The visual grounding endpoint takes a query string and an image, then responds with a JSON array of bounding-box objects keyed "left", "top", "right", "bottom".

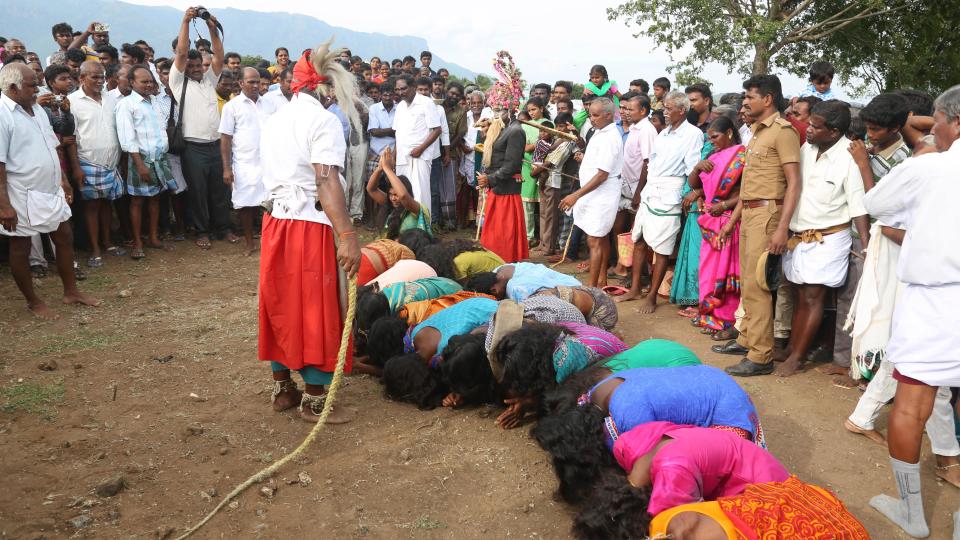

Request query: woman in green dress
[
  {"left": 670, "top": 134, "right": 714, "bottom": 316},
  {"left": 521, "top": 97, "right": 550, "bottom": 247}
]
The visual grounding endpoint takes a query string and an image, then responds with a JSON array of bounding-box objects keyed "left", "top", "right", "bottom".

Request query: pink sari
[{"left": 695, "top": 145, "right": 745, "bottom": 330}]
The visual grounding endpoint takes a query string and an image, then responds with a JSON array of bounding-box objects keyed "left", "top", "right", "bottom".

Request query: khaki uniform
[{"left": 735, "top": 112, "right": 801, "bottom": 363}]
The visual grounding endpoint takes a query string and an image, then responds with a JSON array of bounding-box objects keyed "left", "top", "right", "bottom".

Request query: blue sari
[{"left": 670, "top": 138, "right": 714, "bottom": 306}]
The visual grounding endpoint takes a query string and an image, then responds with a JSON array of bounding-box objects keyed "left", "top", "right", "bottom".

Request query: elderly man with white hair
[
  {"left": 617, "top": 90, "right": 702, "bottom": 313},
  {"left": 0, "top": 63, "right": 100, "bottom": 319},
  {"left": 865, "top": 84, "right": 960, "bottom": 539},
  {"left": 559, "top": 97, "right": 624, "bottom": 289}
]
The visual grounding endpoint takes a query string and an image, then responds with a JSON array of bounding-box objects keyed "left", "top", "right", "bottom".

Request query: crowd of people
[{"left": 2, "top": 9, "right": 959, "bottom": 539}]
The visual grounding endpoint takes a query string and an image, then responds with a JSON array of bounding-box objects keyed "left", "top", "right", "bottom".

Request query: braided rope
[{"left": 176, "top": 276, "right": 357, "bottom": 540}]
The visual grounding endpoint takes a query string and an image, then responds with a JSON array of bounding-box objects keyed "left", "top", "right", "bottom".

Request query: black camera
[{"left": 195, "top": 6, "right": 211, "bottom": 20}]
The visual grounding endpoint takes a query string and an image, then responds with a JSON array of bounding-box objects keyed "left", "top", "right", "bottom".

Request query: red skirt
[
  {"left": 258, "top": 214, "right": 352, "bottom": 373},
  {"left": 480, "top": 191, "right": 528, "bottom": 263}
]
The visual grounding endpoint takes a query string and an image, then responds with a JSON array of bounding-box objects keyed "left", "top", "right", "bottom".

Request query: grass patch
[
  {"left": 81, "top": 273, "right": 116, "bottom": 290},
  {"left": 0, "top": 381, "right": 64, "bottom": 419},
  {"left": 33, "top": 333, "right": 122, "bottom": 356},
  {"left": 412, "top": 516, "right": 446, "bottom": 530}
]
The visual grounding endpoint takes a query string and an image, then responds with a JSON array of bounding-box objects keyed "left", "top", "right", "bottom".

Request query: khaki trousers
[{"left": 736, "top": 203, "right": 782, "bottom": 364}]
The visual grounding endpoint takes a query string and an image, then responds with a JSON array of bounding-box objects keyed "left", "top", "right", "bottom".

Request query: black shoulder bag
[{"left": 167, "top": 77, "right": 188, "bottom": 156}]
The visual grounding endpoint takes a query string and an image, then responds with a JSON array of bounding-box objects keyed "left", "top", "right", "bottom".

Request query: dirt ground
[{"left": 1, "top": 234, "right": 958, "bottom": 540}]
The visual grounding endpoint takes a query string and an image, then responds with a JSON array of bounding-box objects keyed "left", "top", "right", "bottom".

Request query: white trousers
[{"left": 848, "top": 359, "right": 960, "bottom": 456}]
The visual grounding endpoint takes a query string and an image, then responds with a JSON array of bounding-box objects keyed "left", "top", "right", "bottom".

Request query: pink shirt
[
  {"left": 613, "top": 423, "right": 789, "bottom": 515},
  {"left": 368, "top": 260, "right": 437, "bottom": 289},
  {"left": 621, "top": 117, "right": 657, "bottom": 196}
]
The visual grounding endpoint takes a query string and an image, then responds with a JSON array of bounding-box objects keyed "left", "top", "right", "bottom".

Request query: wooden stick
[
  {"left": 519, "top": 119, "right": 578, "bottom": 141},
  {"left": 551, "top": 225, "right": 573, "bottom": 268},
  {"left": 474, "top": 187, "right": 487, "bottom": 241},
  {"left": 523, "top": 159, "right": 579, "bottom": 182}
]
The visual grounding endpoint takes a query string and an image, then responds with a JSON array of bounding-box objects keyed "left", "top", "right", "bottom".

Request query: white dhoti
[
  {"left": 782, "top": 229, "right": 851, "bottom": 287},
  {"left": 630, "top": 176, "right": 684, "bottom": 256},
  {"left": 572, "top": 175, "right": 621, "bottom": 237},
  {"left": 886, "top": 283, "right": 960, "bottom": 387},
  {"left": 0, "top": 187, "right": 72, "bottom": 237},
  {"left": 396, "top": 156, "right": 432, "bottom": 214},
  {"left": 230, "top": 159, "right": 266, "bottom": 209}
]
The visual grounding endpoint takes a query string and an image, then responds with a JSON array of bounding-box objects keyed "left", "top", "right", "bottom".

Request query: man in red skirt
[{"left": 258, "top": 41, "right": 361, "bottom": 423}]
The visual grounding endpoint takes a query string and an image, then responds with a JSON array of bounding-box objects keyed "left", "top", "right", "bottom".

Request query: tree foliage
[
  {"left": 607, "top": 0, "right": 902, "bottom": 77},
  {"left": 240, "top": 55, "right": 265, "bottom": 67},
  {"left": 790, "top": 0, "right": 960, "bottom": 94}
]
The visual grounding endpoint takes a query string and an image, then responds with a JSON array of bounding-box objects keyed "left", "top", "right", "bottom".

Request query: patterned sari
[{"left": 695, "top": 144, "right": 745, "bottom": 330}]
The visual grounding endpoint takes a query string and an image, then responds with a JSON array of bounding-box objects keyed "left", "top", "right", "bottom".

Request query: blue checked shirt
[{"left": 115, "top": 91, "right": 168, "bottom": 161}]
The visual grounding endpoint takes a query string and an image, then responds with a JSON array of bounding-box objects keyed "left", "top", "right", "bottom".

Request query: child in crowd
[
  {"left": 799, "top": 60, "right": 836, "bottom": 100},
  {"left": 584, "top": 64, "right": 621, "bottom": 106},
  {"left": 650, "top": 77, "right": 670, "bottom": 111}
]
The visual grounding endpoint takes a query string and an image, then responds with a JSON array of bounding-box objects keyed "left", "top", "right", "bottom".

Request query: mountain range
[{"left": 5, "top": 0, "right": 479, "bottom": 78}]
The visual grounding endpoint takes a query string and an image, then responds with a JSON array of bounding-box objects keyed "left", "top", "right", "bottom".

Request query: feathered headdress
[
  {"left": 291, "top": 38, "right": 363, "bottom": 144},
  {"left": 485, "top": 51, "right": 525, "bottom": 112}
]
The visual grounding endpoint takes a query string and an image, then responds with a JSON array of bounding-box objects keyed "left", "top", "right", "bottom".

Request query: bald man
[
  {"left": 218, "top": 66, "right": 268, "bottom": 255},
  {"left": 69, "top": 61, "right": 124, "bottom": 267},
  {"left": 0, "top": 63, "right": 100, "bottom": 319}
]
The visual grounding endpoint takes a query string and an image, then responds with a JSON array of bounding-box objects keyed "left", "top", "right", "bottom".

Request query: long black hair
[
  {"left": 384, "top": 173, "right": 416, "bottom": 240},
  {"left": 440, "top": 334, "right": 497, "bottom": 405},
  {"left": 572, "top": 471, "right": 653, "bottom": 540},
  {"left": 708, "top": 114, "right": 741, "bottom": 145},
  {"left": 463, "top": 271, "right": 497, "bottom": 296},
  {"left": 497, "top": 323, "right": 568, "bottom": 400},
  {"left": 366, "top": 317, "right": 408, "bottom": 368},
  {"left": 530, "top": 404, "right": 613, "bottom": 504},
  {"left": 524, "top": 96, "right": 552, "bottom": 121},
  {"left": 382, "top": 353, "right": 447, "bottom": 410},
  {"left": 355, "top": 286, "right": 392, "bottom": 355},
  {"left": 543, "top": 364, "right": 612, "bottom": 416},
  {"left": 417, "top": 239, "right": 487, "bottom": 280},
  {"left": 397, "top": 228, "right": 436, "bottom": 257}
]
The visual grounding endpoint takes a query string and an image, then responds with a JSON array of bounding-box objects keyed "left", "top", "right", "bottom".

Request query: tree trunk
[{"left": 751, "top": 42, "right": 771, "bottom": 76}]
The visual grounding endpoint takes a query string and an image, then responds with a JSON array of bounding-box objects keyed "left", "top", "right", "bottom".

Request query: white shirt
[
  {"left": 864, "top": 139, "right": 960, "bottom": 286},
  {"left": 622, "top": 116, "right": 657, "bottom": 193},
  {"left": 69, "top": 88, "right": 121, "bottom": 168},
  {"left": 428, "top": 102, "right": 450, "bottom": 161},
  {"left": 393, "top": 93, "right": 441, "bottom": 166},
  {"left": 169, "top": 63, "right": 221, "bottom": 142},
  {"left": 260, "top": 93, "right": 347, "bottom": 226},
  {"left": 0, "top": 94, "right": 64, "bottom": 234},
  {"left": 259, "top": 89, "right": 288, "bottom": 116},
  {"left": 739, "top": 124, "right": 753, "bottom": 147},
  {"left": 579, "top": 122, "right": 624, "bottom": 185},
  {"left": 106, "top": 88, "right": 126, "bottom": 101},
  {"left": 367, "top": 101, "right": 396, "bottom": 156},
  {"left": 218, "top": 94, "right": 269, "bottom": 166},
  {"left": 647, "top": 120, "right": 703, "bottom": 179},
  {"left": 791, "top": 138, "right": 867, "bottom": 231}
]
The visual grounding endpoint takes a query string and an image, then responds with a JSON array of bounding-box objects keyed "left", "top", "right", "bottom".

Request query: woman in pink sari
[{"left": 689, "top": 116, "right": 745, "bottom": 333}]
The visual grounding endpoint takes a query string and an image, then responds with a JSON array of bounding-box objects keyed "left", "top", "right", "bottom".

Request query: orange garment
[
  {"left": 397, "top": 291, "right": 496, "bottom": 326},
  {"left": 649, "top": 477, "right": 868, "bottom": 540},
  {"left": 358, "top": 239, "right": 416, "bottom": 285}
]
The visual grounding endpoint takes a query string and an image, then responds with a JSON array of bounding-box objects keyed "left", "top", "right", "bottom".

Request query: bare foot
[
  {"left": 63, "top": 292, "right": 102, "bottom": 307},
  {"left": 321, "top": 403, "right": 354, "bottom": 424},
  {"left": 273, "top": 387, "right": 302, "bottom": 412},
  {"left": 816, "top": 364, "right": 848, "bottom": 376},
  {"left": 29, "top": 302, "right": 60, "bottom": 320},
  {"left": 772, "top": 347, "right": 790, "bottom": 362},
  {"left": 843, "top": 419, "right": 886, "bottom": 445},
  {"left": 935, "top": 459, "right": 960, "bottom": 488},
  {"left": 614, "top": 289, "right": 642, "bottom": 303},
  {"left": 635, "top": 296, "right": 657, "bottom": 314},
  {"left": 774, "top": 357, "right": 803, "bottom": 377}
]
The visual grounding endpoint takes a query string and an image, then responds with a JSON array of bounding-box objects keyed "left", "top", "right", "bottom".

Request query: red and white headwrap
[{"left": 291, "top": 50, "right": 329, "bottom": 95}]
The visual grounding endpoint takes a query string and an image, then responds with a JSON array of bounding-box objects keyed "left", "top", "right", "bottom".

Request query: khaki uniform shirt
[{"left": 741, "top": 112, "right": 801, "bottom": 201}]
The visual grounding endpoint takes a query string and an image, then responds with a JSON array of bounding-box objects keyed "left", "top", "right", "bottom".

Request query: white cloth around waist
[
  {"left": 640, "top": 175, "right": 685, "bottom": 211},
  {"left": 887, "top": 283, "right": 960, "bottom": 387},
  {"left": 267, "top": 175, "right": 346, "bottom": 226}
]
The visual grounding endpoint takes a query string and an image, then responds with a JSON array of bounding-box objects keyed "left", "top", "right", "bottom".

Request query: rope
[{"left": 175, "top": 276, "right": 358, "bottom": 540}]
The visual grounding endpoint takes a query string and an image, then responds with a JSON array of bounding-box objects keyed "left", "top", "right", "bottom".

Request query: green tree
[
  {"left": 571, "top": 83, "right": 585, "bottom": 100},
  {"left": 240, "top": 55, "right": 265, "bottom": 67},
  {"left": 672, "top": 67, "right": 711, "bottom": 89},
  {"left": 607, "top": 0, "right": 903, "bottom": 77},
  {"left": 791, "top": 0, "right": 960, "bottom": 94}
]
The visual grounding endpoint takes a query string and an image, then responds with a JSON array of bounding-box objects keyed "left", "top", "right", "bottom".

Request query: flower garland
[{"left": 486, "top": 50, "right": 526, "bottom": 111}]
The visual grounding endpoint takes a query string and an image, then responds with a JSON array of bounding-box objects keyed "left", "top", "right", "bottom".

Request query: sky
[{"left": 125, "top": 0, "right": 834, "bottom": 98}]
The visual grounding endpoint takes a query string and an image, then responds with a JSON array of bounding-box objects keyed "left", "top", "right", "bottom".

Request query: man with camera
[{"left": 171, "top": 6, "right": 236, "bottom": 250}]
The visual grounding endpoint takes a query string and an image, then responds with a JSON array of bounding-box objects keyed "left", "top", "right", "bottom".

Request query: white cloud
[{"left": 125, "top": 0, "right": 846, "bottom": 98}]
